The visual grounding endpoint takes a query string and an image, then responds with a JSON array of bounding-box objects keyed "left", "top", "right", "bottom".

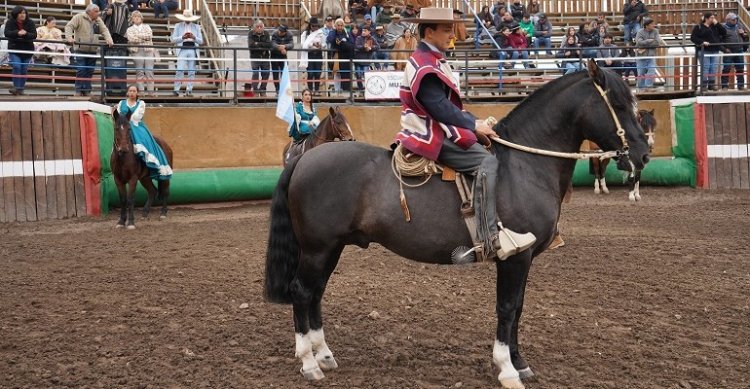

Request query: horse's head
[
  {"left": 112, "top": 109, "right": 134, "bottom": 156},
  {"left": 637, "top": 109, "right": 656, "bottom": 151},
  {"left": 581, "top": 60, "right": 650, "bottom": 172},
  {"left": 327, "top": 106, "right": 356, "bottom": 141}
]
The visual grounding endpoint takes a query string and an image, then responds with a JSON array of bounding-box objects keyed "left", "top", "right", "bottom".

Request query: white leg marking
[
  {"left": 296, "top": 333, "right": 325, "bottom": 380},
  {"left": 628, "top": 190, "right": 636, "bottom": 201},
  {"left": 601, "top": 177, "right": 609, "bottom": 194},
  {"left": 493, "top": 340, "right": 524, "bottom": 389},
  {"left": 310, "top": 328, "right": 338, "bottom": 370},
  {"left": 594, "top": 179, "right": 601, "bottom": 194},
  {"left": 635, "top": 181, "right": 641, "bottom": 201}
]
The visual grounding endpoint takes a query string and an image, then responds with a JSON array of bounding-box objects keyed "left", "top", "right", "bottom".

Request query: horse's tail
[{"left": 264, "top": 155, "right": 302, "bottom": 304}]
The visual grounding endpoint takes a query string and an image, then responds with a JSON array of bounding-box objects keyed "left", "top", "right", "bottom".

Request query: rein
[{"left": 489, "top": 81, "right": 631, "bottom": 162}]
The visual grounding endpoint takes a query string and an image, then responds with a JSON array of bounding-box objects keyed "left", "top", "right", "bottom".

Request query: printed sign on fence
[{"left": 364, "top": 71, "right": 403, "bottom": 100}]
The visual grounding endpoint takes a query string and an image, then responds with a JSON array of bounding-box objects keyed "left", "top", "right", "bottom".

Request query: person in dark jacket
[
  {"left": 577, "top": 23, "right": 598, "bottom": 58},
  {"left": 4, "top": 6, "right": 37, "bottom": 95},
  {"left": 622, "top": 0, "right": 648, "bottom": 44},
  {"left": 691, "top": 12, "right": 727, "bottom": 90},
  {"left": 270, "top": 25, "right": 294, "bottom": 95},
  {"left": 510, "top": 0, "right": 526, "bottom": 21},
  {"left": 327, "top": 18, "right": 355, "bottom": 91},
  {"left": 354, "top": 27, "right": 379, "bottom": 90},
  {"left": 103, "top": 0, "right": 130, "bottom": 44},
  {"left": 532, "top": 13, "right": 552, "bottom": 55},
  {"left": 248, "top": 20, "right": 271, "bottom": 96},
  {"left": 720, "top": 12, "right": 748, "bottom": 90}
]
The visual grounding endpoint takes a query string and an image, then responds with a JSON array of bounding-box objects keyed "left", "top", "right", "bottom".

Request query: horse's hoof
[
  {"left": 498, "top": 376, "right": 525, "bottom": 389},
  {"left": 115, "top": 224, "right": 125, "bottom": 229},
  {"left": 316, "top": 355, "right": 338, "bottom": 371},
  {"left": 126, "top": 225, "right": 136, "bottom": 230},
  {"left": 628, "top": 193, "right": 636, "bottom": 202},
  {"left": 159, "top": 215, "right": 167, "bottom": 220},
  {"left": 602, "top": 188, "right": 610, "bottom": 194},
  {"left": 594, "top": 188, "right": 601, "bottom": 194},
  {"left": 635, "top": 195, "right": 642, "bottom": 201},
  {"left": 517, "top": 367, "right": 535, "bottom": 380},
  {"left": 300, "top": 366, "right": 325, "bottom": 381}
]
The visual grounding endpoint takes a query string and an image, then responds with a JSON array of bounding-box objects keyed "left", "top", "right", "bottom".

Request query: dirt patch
[{"left": 1, "top": 188, "right": 749, "bottom": 388}]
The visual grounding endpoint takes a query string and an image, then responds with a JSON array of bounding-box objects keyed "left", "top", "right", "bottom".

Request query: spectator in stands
[
  {"left": 4, "top": 6, "right": 36, "bottom": 95},
  {"left": 0, "top": 18, "right": 8, "bottom": 66},
  {"left": 593, "top": 24, "right": 608, "bottom": 46},
  {"left": 475, "top": 5, "right": 492, "bottom": 48},
  {"left": 527, "top": 0, "right": 541, "bottom": 24},
  {"left": 449, "top": 9, "right": 467, "bottom": 56},
  {"left": 392, "top": 28, "right": 417, "bottom": 70},
  {"left": 302, "top": 18, "right": 325, "bottom": 94},
  {"left": 327, "top": 18, "right": 355, "bottom": 91},
  {"left": 270, "top": 25, "right": 294, "bottom": 95},
  {"left": 635, "top": 17, "right": 662, "bottom": 90},
  {"left": 597, "top": 33, "right": 621, "bottom": 72},
  {"left": 596, "top": 13, "right": 610, "bottom": 31},
  {"left": 65, "top": 4, "right": 114, "bottom": 96},
  {"left": 377, "top": 4, "right": 394, "bottom": 25},
  {"left": 493, "top": 26, "right": 513, "bottom": 87},
  {"left": 508, "top": 25, "right": 531, "bottom": 68},
  {"left": 104, "top": 0, "right": 130, "bottom": 44},
  {"left": 618, "top": 44, "right": 638, "bottom": 79},
  {"left": 478, "top": 19, "right": 499, "bottom": 46},
  {"left": 349, "top": 0, "right": 368, "bottom": 18},
  {"left": 577, "top": 23, "right": 598, "bottom": 58},
  {"left": 248, "top": 20, "right": 271, "bottom": 96},
  {"left": 354, "top": 27, "right": 378, "bottom": 90},
  {"left": 126, "top": 11, "right": 156, "bottom": 95},
  {"left": 623, "top": 0, "right": 648, "bottom": 45},
  {"left": 289, "top": 89, "right": 321, "bottom": 142},
  {"left": 401, "top": 4, "right": 417, "bottom": 19},
  {"left": 343, "top": 13, "right": 355, "bottom": 34},
  {"left": 360, "top": 14, "right": 376, "bottom": 34},
  {"left": 519, "top": 13, "right": 534, "bottom": 45},
  {"left": 385, "top": 14, "right": 408, "bottom": 48},
  {"left": 496, "top": 11, "right": 515, "bottom": 31},
  {"left": 533, "top": 13, "right": 552, "bottom": 55},
  {"left": 153, "top": 0, "right": 178, "bottom": 19},
  {"left": 35, "top": 16, "right": 71, "bottom": 66},
  {"left": 564, "top": 26, "right": 578, "bottom": 45},
  {"left": 373, "top": 25, "right": 389, "bottom": 69},
  {"left": 320, "top": 16, "right": 335, "bottom": 90},
  {"left": 721, "top": 13, "right": 748, "bottom": 90},
  {"left": 691, "top": 12, "right": 726, "bottom": 90},
  {"left": 171, "top": 9, "right": 203, "bottom": 97},
  {"left": 557, "top": 35, "right": 582, "bottom": 74},
  {"left": 368, "top": 0, "right": 385, "bottom": 21},
  {"left": 510, "top": 0, "right": 526, "bottom": 22}
]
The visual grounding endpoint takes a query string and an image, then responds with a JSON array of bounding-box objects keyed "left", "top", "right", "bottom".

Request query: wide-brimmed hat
[
  {"left": 308, "top": 17, "right": 320, "bottom": 26},
  {"left": 403, "top": 7, "right": 463, "bottom": 24},
  {"left": 391, "top": 13, "right": 402, "bottom": 19},
  {"left": 176, "top": 9, "right": 200, "bottom": 22},
  {"left": 112, "top": 0, "right": 127, "bottom": 4}
]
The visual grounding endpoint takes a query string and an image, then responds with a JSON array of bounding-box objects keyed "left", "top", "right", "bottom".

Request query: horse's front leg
[
  {"left": 628, "top": 171, "right": 642, "bottom": 201},
  {"left": 139, "top": 176, "right": 157, "bottom": 218},
  {"left": 493, "top": 253, "right": 533, "bottom": 389},
  {"left": 115, "top": 176, "right": 127, "bottom": 228},
  {"left": 126, "top": 177, "right": 139, "bottom": 230},
  {"left": 509, "top": 254, "right": 534, "bottom": 380}
]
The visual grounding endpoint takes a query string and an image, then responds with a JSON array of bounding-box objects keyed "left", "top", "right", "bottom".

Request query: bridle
[
  {"left": 113, "top": 121, "right": 133, "bottom": 154},
  {"left": 310, "top": 110, "right": 355, "bottom": 143},
  {"left": 489, "top": 81, "right": 633, "bottom": 165}
]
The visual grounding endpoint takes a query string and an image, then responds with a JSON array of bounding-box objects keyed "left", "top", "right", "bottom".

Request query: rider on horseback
[{"left": 395, "top": 8, "right": 536, "bottom": 260}]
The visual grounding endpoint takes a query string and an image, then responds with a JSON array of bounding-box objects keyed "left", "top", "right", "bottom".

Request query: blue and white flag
[{"left": 275, "top": 62, "right": 296, "bottom": 126}]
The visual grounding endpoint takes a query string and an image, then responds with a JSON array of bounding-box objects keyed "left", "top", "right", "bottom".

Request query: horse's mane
[{"left": 500, "top": 67, "right": 635, "bottom": 127}]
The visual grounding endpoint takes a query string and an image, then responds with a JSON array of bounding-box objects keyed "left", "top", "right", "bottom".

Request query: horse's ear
[
  {"left": 112, "top": 108, "right": 119, "bottom": 123},
  {"left": 329, "top": 106, "right": 336, "bottom": 117},
  {"left": 648, "top": 109, "right": 655, "bottom": 115},
  {"left": 125, "top": 110, "right": 133, "bottom": 122},
  {"left": 587, "top": 59, "right": 605, "bottom": 87}
]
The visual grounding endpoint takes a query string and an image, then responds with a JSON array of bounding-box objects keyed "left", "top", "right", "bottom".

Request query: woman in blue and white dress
[
  {"left": 116, "top": 85, "right": 173, "bottom": 180},
  {"left": 288, "top": 89, "right": 321, "bottom": 142}
]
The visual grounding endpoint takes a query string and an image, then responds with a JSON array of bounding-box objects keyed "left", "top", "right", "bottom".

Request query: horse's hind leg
[
  {"left": 309, "top": 246, "right": 344, "bottom": 371},
  {"left": 291, "top": 246, "right": 342, "bottom": 381},
  {"left": 139, "top": 176, "right": 157, "bottom": 218},
  {"left": 126, "top": 178, "right": 138, "bottom": 230},
  {"left": 158, "top": 180, "right": 170, "bottom": 219}
]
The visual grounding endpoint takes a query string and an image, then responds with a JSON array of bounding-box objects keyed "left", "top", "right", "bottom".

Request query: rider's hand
[{"left": 475, "top": 121, "right": 494, "bottom": 136}]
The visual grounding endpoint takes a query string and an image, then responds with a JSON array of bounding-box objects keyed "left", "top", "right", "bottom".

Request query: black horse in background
[
  {"left": 111, "top": 110, "right": 173, "bottom": 229},
  {"left": 265, "top": 61, "right": 651, "bottom": 388}
]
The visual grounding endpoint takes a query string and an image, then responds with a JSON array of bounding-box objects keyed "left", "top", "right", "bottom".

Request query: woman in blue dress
[
  {"left": 116, "top": 85, "right": 173, "bottom": 180},
  {"left": 289, "top": 89, "right": 321, "bottom": 142}
]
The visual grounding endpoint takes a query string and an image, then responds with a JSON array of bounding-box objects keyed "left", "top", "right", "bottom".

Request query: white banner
[{"left": 364, "top": 71, "right": 404, "bottom": 100}]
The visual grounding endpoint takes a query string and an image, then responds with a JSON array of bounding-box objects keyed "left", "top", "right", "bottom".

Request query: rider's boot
[{"left": 493, "top": 222, "right": 537, "bottom": 260}]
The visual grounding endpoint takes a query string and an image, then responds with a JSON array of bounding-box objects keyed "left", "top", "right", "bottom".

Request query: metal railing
[{"left": 2, "top": 38, "right": 749, "bottom": 102}]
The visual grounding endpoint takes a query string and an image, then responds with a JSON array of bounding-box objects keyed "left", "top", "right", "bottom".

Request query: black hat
[
  {"left": 308, "top": 17, "right": 319, "bottom": 26},
  {"left": 278, "top": 24, "right": 288, "bottom": 32}
]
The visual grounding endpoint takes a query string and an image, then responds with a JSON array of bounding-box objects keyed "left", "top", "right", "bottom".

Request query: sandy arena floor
[{"left": 1, "top": 187, "right": 749, "bottom": 388}]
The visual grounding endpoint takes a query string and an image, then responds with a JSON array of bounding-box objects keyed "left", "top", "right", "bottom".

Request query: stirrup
[{"left": 494, "top": 223, "right": 537, "bottom": 261}]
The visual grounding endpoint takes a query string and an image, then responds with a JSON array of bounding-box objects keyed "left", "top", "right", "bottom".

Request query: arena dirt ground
[{"left": 1, "top": 187, "right": 749, "bottom": 389}]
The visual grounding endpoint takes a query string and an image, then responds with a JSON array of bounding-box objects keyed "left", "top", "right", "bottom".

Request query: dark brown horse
[
  {"left": 111, "top": 110, "right": 174, "bottom": 229},
  {"left": 282, "top": 106, "right": 355, "bottom": 167},
  {"left": 589, "top": 109, "right": 656, "bottom": 199}
]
